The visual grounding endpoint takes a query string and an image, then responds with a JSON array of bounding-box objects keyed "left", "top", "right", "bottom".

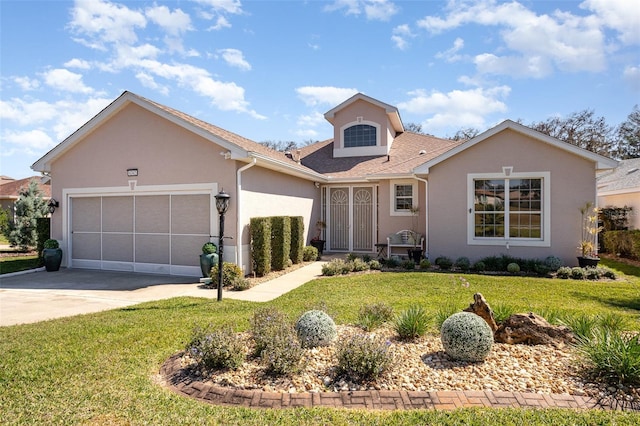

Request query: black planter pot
[
  {"left": 407, "top": 249, "right": 423, "bottom": 263},
  {"left": 577, "top": 256, "right": 600, "bottom": 268},
  {"left": 200, "top": 253, "right": 219, "bottom": 278},
  {"left": 310, "top": 239, "right": 325, "bottom": 256},
  {"left": 43, "top": 248, "right": 63, "bottom": 272}
]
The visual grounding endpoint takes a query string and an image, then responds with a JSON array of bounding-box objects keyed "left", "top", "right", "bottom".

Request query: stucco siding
[
  {"left": 427, "top": 129, "right": 597, "bottom": 266},
  {"left": 332, "top": 99, "right": 392, "bottom": 148}
]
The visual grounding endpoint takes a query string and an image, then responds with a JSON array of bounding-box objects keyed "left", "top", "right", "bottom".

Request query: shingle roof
[
  {"left": 0, "top": 176, "right": 51, "bottom": 199},
  {"left": 299, "top": 132, "right": 463, "bottom": 179},
  {"left": 598, "top": 158, "right": 640, "bottom": 193}
]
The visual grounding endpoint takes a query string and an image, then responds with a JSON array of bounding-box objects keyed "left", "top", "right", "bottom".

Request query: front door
[{"left": 327, "top": 186, "right": 375, "bottom": 252}]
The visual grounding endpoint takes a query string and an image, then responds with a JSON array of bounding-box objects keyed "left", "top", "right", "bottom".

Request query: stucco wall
[
  {"left": 598, "top": 192, "right": 640, "bottom": 230},
  {"left": 332, "top": 99, "right": 392, "bottom": 148},
  {"left": 427, "top": 129, "right": 597, "bottom": 266}
]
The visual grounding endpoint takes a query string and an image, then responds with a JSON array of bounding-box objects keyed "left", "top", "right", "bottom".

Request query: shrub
[
  {"left": 261, "top": 322, "right": 304, "bottom": 376},
  {"left": 435, "top": 256, "right": 453, "bottom": 270},
  {"left": 43, "top": 239, "right": 59, "bottom": 249},
  {"left": 536, "top": 307, "right": 564, "bottom": 325},
  {"left": 350, "top": 258, "right": 369, "bottom": 272},
  {"left": 210, "top": 262, "right": 243, "bottom": 288},
  {"left": 250, "top": 307, "right": 290, "bottom": 357},
  {"left": 385, "top": 257, "right": 400, "bottom": 268},
  {"left": 270, "top": 216, "right": 291, "bottom": 271},
  {"left": 440, "top": 312, "right": 493, "bottom": 362},
  {"left": 561, "top": 313, "right": 599, "bottom": 341},
  {"left": 186, "top": 326, "right": 245, "bottom": 370},
  {"left": 202, "top": 242, "right": 217, "bottom": 254},
  {"left": 289, "top": 216, "right": 304, "bottom": 265},
  {"left": 401, "top": 259, "right": 416, "bottom": 270},
  {"left": 231, "top": 277, "right": 251, "bottom": 291},
  {"left": 250, "top": 217, "right": 271, "bottom": 277},
  {"left": 394, "top": 305, "right": 430, "bottom": 340},
  {"left": 454, "top": 257, "right": 471, "bottom": 271},
  {"left": 556, "top": 266, "right": 572, "bottom": 279},
  {"left": 472, "top": 261, "right": 486, "bottom": 272},
  {"left": 543, "top": 255, "right": 562, "bottom": 271},
  {"left": 419, "top": 258, "right": 431, "bottom": 270},
  {"left": 356, "top": 302, "right": 394, "bottom": 331},
  {"left": 346, "top": 252, "right": 359, "bottom": 262},
  {"left": 294, "top": 310, "right": 337, "bottom": 348},
  {"left": 336, "top": 334, "right": 393, "bottom": 382},
  {"left": 576, "top": 328, "right": 640, "bottom": 386},
  {"left": 303, "top": 245, "right": 319, "bottom": 261},
  {"left": 321, "top": 259, "right": 345, "bottom": 276},
  {"left": 506, "top": 262, "right": 520, "bottom": 273},
  {"left": 571, "top": 267, "right": 586, "bottom": 280},
  {"left": 368, "top": 259, "right": 382, "bottom": 270}
]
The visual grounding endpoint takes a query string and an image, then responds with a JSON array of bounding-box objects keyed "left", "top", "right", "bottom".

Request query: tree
[
  {"left": 405, "top": 122, "right": 425, "bottom": 134},
  {"left": 529, "top": 109, "right": 614, "bottom": 156},
  {"left": 450, "top": 127, "right": 480, "bottom": 141},
  {"left": 615, "top": 105, "right": 640, "bottom": 159},
  {"left": 259, "top": 140, "right": 299, "bottom": 152},
  {"left": 4, "top": 179, "right": 48, "bottom": 250}
]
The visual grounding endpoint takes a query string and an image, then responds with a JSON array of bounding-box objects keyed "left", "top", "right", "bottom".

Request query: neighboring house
[
  {"left": 598, "top": 158, "right": 640, "bottom": 230},
  {"left": 0, "top": 176, "right": 51, "bottom": 218},
  {"left": 32, "top": 91, "right": 618, "bottom": 276}
]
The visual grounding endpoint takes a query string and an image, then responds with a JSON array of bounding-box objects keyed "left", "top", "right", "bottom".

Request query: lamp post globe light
[{"left": 214, "top": 190, "right": 230, "bottom": 301}]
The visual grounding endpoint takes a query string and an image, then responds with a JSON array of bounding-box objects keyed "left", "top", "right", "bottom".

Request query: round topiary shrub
[
  {"left": 294, "top": 310, "right": 337, "bottom": 348},
  {"left": 507, "top": 262, "right": 520, "bottom": 273},
  {"left": 473, "top": 261, "right": 486, "bottom": 272},
  {"left": 543, "top": 255, "right": 562, "bottom": 271},
  {"left": 454, "top": 256, "right": 471, "bottom": 271},
  {"left": 440, "top": 312, "right": 493, "bottom": 362},
  {"left": 435, "top": 256, "right": 453, "bottom": 270}
]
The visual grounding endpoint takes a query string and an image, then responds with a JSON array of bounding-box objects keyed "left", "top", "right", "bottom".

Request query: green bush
[
  {"left": 350, "top": 258, "right": 369, "bottom": 272},
  {"left": 556, "top": 266, "right": 572, "bottom": 279},
  {"left": 260, "top": 321, "right": 304, "bottom": 376},
  {"left": 507, "top": 262, "right": 520, "bottom": 273},
  {"left": 321, "top": 259, "right": 345, "bottom": 276},
  {"left": 602, "top": 230, "right": 640, "bottom": 260},
  {"left": 384, "top": 257, "right": 400, "bottom": 268},
  {"left": 435, "top": 256, "right": 452, "bottom": 270},
  {"left": 561, "top": 313, "right": 600, "bottom": 341},
  {"left": 270, "top": 216, "right": 291, "bottom": 271},
  {"left": 186, "top": 326, "right": 245, "bottom": 370},
  {"left": 43, "top": 238, "right": 59, "bottom": 249},
  {"left": 303, "top": 245, "right": 318, "bottom": 261},
  {"left": 231, "top": 277, "right": 251, "bottom": 291},
  {"left": 454, "top": 257, "right": 471, "bottom": 271},
  {"left": 394, "top": 304, "right": 430, "bottom": 340},
  {"left": 201, "top": 242, "right": 217, "bottom": 254},
  {"left": 294, "top": 310, "right": 337, "bottom": 348},
  {"left": 36, "top": 217, "right": 50, "bottom": 262},
  {"left": 571, "top": 267, "right": 586, "bottom": 280},
  {"left": 368, "top": 259, "right": 382, "bottom": 270},
  {"left": 401, "top": 259, "right": 416, "bottom": 270},
  {"left": 289, "top": 216, "right": 304, "bottom": 265},
  {"left": 356, "top": 302, "right": 394, "bottom": 331},
  {"left": 576, "top": 328, "right": 640, "bottom": 386},
  {"left": 250, "top": 217, "right": 271, "bottom": 277},
  {"left": 419, "top": 258, "right": 431, "bottom": 269},
  {"left": 250, "top": 307, "right": 290, "bottom": 357},
  {"left": 543, "top": 255, "right": 562, "bottom": 271},
  {"left": 346, "top": 252, "right": 359, "bottom": 262},
  {"left": 435, "top": 303, "right": 460, "bottom": 329},
  {"left": 472, "top": 261, "right": 486, "bottom": 272},
  {"left": 336, "top": 334, "right": 393, "bottom": 382},
  {"left": 440, "top": 312, "right": 493, "bottom": 362},
  {"left": 210, "top": 262, "right": 243, "bottom": 288}
]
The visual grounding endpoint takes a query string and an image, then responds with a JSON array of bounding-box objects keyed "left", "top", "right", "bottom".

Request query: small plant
[
  {"left": 454, "top": 257, "right": 471, "bottom": 271},
  {"left": 394, "top": 304, "right": 430, "bottom": 340},
  {"left": 561, "top": 313, "right": 599, "bottom": 341},
  {"left": 419, "top": 258, "right": 431, "bottom": 270},
  {"left": 201, "top": 242, "right": 217, "bottom": 254},
  {"left": 578, "top": 201, "right": 602, "bottom": 259},
  {"left": 435, "top": 256, "right": 452, "bottom": 270},
  {"left": 294, "top": 310, "right": 337, "bottom": 348},
  {"left": 506, "top": 262, "right": 520, "bottom": 273},
  {"left": 43, "top": 239, "right": 59, "bottom": 249},
  {"left": 346, "top": 252, "right": 359, "bottom": 262},
  {"left": 435, "top": 303, "right": 460, "bottom": 329},
  {"left": 356, "top": 302, "right": 394, "bottom": 331},
  {"left": 230, "top": 277, "right": 251, "bottom": 291},
  {"left": 336, "top": 334, "right": 393, "bottom": 382},
  {"left": 556, "top": 266, "right": 572, "bottom": 279},
  {"left": 210, "top": 262, "right": 243, "bottom": 287},
  {"left": 250, "top": 306, "right": 291, "bottom": 357},
  {"left": 186, "top": 325, "right": 245, "bottom": 370},
  {"left": 321, "top": 259, "right": 346, "bottom": 276},
  {"left": 401, "top": 259, "right": 416, "bottom": 270},
  {"left": 384, "top": 257, "right": 400, "bottom": 268},
  {"left": 440, "top": 312, "right": 493, "bottom": 362},
  {"left": 536, "top": 307, "right": 565, "bottom": 325},
  {"left": 303, "top": 245, "right": 319, "bottom": 261},
  {"left": 543, "top": 255, "right": 562, "bottom": 271},
  {"left": 570, "top": 267, "right": 586, "bottom": 280},
  {"left": 368, "top": 259, "right": 382, "bottom": 270},
  {"left": 472, "top": 261, "right": 486, "bottom": 272},
  {"left": 260, "top": 322, "right": 304, "bottom": 376},
  {"left": 492, "top": 303, "right": 516, "bottom": 323},
  {"left": 350, "top": 258, "right": 369, "bottom": 272}
]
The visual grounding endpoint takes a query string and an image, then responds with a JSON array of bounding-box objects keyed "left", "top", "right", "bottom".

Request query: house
[
  {"left": 0, "top": 176, "right": 51, "bottom": 218},
  {"left": 32, "top": 91, "right": 618, "bottom": 276},
  {"left": 597, "top": 158, "right": 640, "bottom": 230}
]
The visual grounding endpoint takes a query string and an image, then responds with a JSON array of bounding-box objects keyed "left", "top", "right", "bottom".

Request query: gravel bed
[{"left": 182, "top": 325, "right": 592, "bottom": 396}]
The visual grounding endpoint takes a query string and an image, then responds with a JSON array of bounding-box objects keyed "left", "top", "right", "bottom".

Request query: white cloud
[
  {"left": 69, "top": 0, "right": 146, "bottom": 49},
  {"left": 64, "top": 58, "right": 91, "bottom": 69},
  {"left": 2, "top": 129, "right": 54, "bottom": 154},
  {"left": 136, "top": 72, "right": 169, "bottom": 95},
  {"left": 41, "top": 68, "right": 94, "bottom": 94},
  {"left": 145, "top": 5, "right": 192, "bottom": 36},
  {"left": 325, "top": 0, "right": 398, "bottom": 21},
  {"left": 398, "top": 86, "right": 511, "bottom": 133},
  {"left": 581, "top": 0, "right": 640, "bottom": 45},
  {"left": 209, "top": 16, "right": 231, "bottom": 31},
  {"left": 297, "top": 111, "right": 325, "bottom": 127},
  {"left": 436, "top": 37, "right": 464, "bottom": 62},
  {"left": 295, "top": 129, "right": 320, "bottom": 139},
  {"left": 391, "top": 24, "right": 414, "bottom": 50},
  {"left": 623, "top": 65, "right": 640, "bottom": 91},
  {"left": 218, "top": 48, "right": 251, "bottom": 71},
  {"left": 417, "top": 0, "right": 608, "bottom": 76},
  {"left": 296, "top": 86, "right": 359, "bottom": 107},
  {"left": 194, "top": 0, "right": 244, "bottom": 15},
  {"left": 12, "top": 76, "right": 40, "bottom": 91}
]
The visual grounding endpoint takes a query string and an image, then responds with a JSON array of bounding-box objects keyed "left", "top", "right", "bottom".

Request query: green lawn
[
  {"left": 1, "top": 259, "right": 639, "bottom": 425},
  {"left": 0, "top": 255, "right": 40, "bottom": 274}
]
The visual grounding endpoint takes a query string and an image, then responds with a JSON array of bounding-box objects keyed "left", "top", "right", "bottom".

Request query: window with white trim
[
  {"left": 468, "top": 171, "right": 550, "bottom": 246},
  {"left": 344, "top": 124, "right": 377, "bottom": 147},
  {"left": 390, "top": 181, "right": 417, "bottom": 215}
]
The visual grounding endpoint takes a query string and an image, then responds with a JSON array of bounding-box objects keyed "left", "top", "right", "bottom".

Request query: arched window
[{"left": 344, "top": 124, "right": 377, "bottom": 147}]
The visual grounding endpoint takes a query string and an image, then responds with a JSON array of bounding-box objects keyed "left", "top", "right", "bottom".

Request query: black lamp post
[{"left": 214, "top": 190, "right": 231, "bottom": 301}]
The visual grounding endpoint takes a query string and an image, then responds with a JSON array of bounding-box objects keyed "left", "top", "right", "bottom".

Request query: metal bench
[{"left": 386, "top": 229, "right": 423, "bottom": 259}]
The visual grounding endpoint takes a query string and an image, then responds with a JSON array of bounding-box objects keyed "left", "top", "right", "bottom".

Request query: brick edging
[{"left": 160, "top": 353, "right": 603, "bottom": 411}]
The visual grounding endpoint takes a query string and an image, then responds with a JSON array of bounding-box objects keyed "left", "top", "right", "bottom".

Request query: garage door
[{"left": 70, "top": 193, "right": 212, "bottom": 276}]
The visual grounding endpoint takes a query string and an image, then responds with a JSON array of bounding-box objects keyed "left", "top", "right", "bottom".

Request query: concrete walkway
[{"left": 0, "top": 262, "right": 326, "bottom": 326}]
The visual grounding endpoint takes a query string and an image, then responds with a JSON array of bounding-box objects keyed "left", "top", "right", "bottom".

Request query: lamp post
[{"left": 214, "top": 190, "right": 230, "bottom": 301}]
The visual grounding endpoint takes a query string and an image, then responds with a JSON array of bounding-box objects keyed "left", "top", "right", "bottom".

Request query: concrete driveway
[{"left": 0, "top": 268, "right": 218, "bottom": 326}]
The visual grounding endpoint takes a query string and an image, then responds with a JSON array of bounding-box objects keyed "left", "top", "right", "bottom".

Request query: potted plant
[
  {"left": 577, "top": 202, "right": 601, "bottom": 268},
  {"left": 199, "top": 242, "right": 218, "bottom": 278},
  {"left": 42, "top": 239, "right": 62, "bottom": 272},
  {"left": 407, "top": 206, "right": 423, "bottom": 263},
  {"left": 310, "top": 220, "right": 326, "bottom": 255}
]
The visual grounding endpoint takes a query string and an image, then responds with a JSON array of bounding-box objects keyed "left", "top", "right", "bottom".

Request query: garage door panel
[
  {"left": 103, "top": 234, "right": 133, "bottom": 262},
  {"left": 136, "top": 195, "right": 170, "bottom": 233},
  {"left": 172, "top": 235, "right": 209, "bottom": 266},
  {"left": 72, "top": 198, "right": 101, "bottom": 232},
  {"left": 103, "top": 197, "right": 133, "bottom": 232},
  {"left": 72, "top": 233, "right": 101, "bottom": 260},
  {"left": 135, "top": 235, "right": 170, "bottom": 264},
  {"left": 172, "top": 194, "right": 210, "bottom": 235}
]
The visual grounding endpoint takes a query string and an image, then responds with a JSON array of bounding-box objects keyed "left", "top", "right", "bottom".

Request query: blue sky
[{"left": 1, "top": 0, "right": 639, "bottom": 179}]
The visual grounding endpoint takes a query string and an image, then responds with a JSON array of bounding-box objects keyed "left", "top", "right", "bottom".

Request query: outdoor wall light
[
  {"left": 48, "top": 199, "right": 59, "bottom": 214},
  {"left": 214, "top": 190, "right": 231, "bottom": 301}
]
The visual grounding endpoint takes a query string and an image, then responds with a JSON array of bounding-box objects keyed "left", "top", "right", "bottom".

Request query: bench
[{"left": 386, "top": 229, "right": 423, "bottom": 259}]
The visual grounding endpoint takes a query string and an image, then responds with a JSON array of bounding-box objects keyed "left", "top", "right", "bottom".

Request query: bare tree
[
  {"left": 615, "top": 105, "right": 640, "bottom": 159},
  {"left": 405, "top": 122, "right": 425, "bottom": 134},
  {"left": 259, "top": 140, "right": 299, "bottom": 152},
  {"left": 450, "top": 127, "right": 480, "bottom": 141}
]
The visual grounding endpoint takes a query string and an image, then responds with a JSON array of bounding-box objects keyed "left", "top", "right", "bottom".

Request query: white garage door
[{"left": 70, "top": 193, "right": 212, "bottom": 276}]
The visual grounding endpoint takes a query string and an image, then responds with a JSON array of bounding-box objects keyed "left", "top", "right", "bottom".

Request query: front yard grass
[
  {"left": 0, "top": 254, "right": 40, "bottom": 274},
  {"left": 1, "top": 259, "right": 638, "bottom": 425}
]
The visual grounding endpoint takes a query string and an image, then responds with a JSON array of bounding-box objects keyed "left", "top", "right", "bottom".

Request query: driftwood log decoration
[
  {"left": 494, "top": 312, "right": 575, "bottom": 347},
  {"left": 463, "top": 292, "right": 498, "bottom": 332}
]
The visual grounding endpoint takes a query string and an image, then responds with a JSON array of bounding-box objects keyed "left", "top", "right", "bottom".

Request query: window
[
  {"left": 344, "top": 124, "right": 376, "bottom": 147},
  {"left": 390, "top": 181, "right": 417, "bottom": 215},
  {"left": 468, "top": 172, "right": 550, "bottom": 246}
]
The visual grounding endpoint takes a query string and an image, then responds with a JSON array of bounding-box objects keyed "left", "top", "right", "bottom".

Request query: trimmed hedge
[
  {"left": 289, "top": 216, "right": 304, "bottom": 265},
  {"left": 36, "top": 217, "right": 50, "bottom": 265},
  {"left": 602, "top": 230, "right": 640, "bottom": 260},
  {"left": 270, "top": 216, "right": 291, "bottom": 271},
  {"left": 250, "top": 217, "right": 271, "bottom": 277}
]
